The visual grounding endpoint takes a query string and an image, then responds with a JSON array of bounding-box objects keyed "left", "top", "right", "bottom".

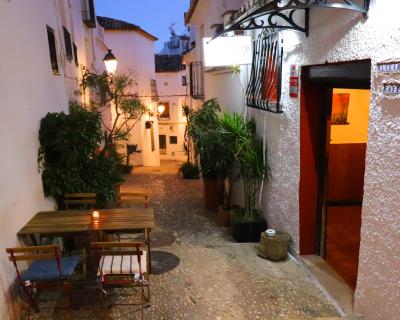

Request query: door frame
[{"left": 299, "top": 60, "right": 371, "bottom": 255}]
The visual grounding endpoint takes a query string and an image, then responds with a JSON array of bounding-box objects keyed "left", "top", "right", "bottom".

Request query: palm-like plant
[
  {"left": 218, "top": 113, "right": 268, "bottom": 220},
  {"left": 188, "top": 99, "right": 232, "bottom": 179}
]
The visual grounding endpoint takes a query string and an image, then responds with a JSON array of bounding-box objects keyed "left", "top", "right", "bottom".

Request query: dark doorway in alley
[{"left": 299, "top": 60, "right": 371, "bottom": 290}]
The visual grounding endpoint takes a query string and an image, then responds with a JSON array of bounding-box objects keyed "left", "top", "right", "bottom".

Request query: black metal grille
[
  {"left": 190, "top": 62, "right": 204, "bottom": 100},
  {"left": 246, "top": 31, "right": 283, "bottom": 113}
]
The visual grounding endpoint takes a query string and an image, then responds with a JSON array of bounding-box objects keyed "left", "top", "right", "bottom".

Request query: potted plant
[
  {"left": 179, "top": 161, "right": 200, "bottom": 179},
  {"left": 219, "top": 113, "right": 268, "bottom": 242},
  {"left": 188, "top": 99, "right": 232, "bottom": 211},
  {"left": 122, "top": 143, "right": 141, "bottom": 174}
]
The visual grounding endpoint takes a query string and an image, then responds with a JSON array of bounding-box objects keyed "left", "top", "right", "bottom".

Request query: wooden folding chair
[
  {"left": 91, "top": 242, "right": 150, "bottom": 319},
  {"left": 6, "top": 245, "right": 80, "bottom": 318},
  {"left": 63, "top": 193, "right": 96, "bottom": 274},
  {"left": 115, "top": 192, "right": 150, "bottom": 209},
  {"left": 64, "top": 193, "right": 97, "bottom": 210}
]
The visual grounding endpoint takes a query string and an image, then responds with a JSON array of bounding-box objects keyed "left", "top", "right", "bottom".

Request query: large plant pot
[
  {"left": 232, "top": 218, "right": 267, "bottom": 243},
  {"left": 203, "top": 178, "right": 224, "bottom": 211},
  {"left": 216, "top": 206, "right": 231, "bottom": 227}
]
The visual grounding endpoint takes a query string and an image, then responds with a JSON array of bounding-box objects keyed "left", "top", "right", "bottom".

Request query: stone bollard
[{"left": 258, "top": 230, "right": 290, "bottom": 261}]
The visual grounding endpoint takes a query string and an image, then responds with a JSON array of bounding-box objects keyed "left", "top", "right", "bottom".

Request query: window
[
  {"left": 73, "top": 43, "right": 79, "bottom": 66},
  {"left": 159, "top": 135, "right": 167, "bottom": 154},
  {"left": 190, "top": 61, "right": 204, "bottom": 99},
  {"left": 159, "top": 102, "right": 170, "bottom": 119},
  {"left": 46, "top": 26, "right": 59, "bottom": 73},
  {"left": 246, "top": 31, "right": 283, "bottom": 113},
  {"left": 63, "top": 27, "right": 73, "bottom": 61},
  {"left": 150, "top": 79, "right": 159, "bottom": 101},
  {"left": 182, "top": 76, "right": 187, "bottom": 86},
  {"left": 82, "top": 0, "right": 96, "bottom": 28},
  {"left": 169, "top": 136, "right": 178, "bottom": 144}
]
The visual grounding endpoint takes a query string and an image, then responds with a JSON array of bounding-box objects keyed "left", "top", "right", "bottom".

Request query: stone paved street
[{"left": 26, "top": 162, "right": 343, "bottom": 320}]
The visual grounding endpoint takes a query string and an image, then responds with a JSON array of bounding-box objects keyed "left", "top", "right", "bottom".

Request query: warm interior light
[
  {"left": 158, "top": 104, "right": 166, "bottom": 115},
  {"left": 103, "top": 49, "right": 118, "bottom": 75},
  {"left": 92, "top": 210, "right": 100, "bottom": 222}
]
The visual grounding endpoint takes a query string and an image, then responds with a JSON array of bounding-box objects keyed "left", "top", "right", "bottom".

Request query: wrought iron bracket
[{"left": 220, "top": 0, "right": 370, "bottom": 37}]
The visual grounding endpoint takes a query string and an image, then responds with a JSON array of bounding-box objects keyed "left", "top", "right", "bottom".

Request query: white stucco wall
[
  {"left": 156, "top": 71, "right": 188, "bottom": 161},
  {"left": 0, "top": 1, "right": 73, "bottom": 317},
  {"left": 103, "top": 30, "right": 160, "bottom": 167},
  {"left": 188, "top": 0, "right": 400, "bottom": 318},
  {"left": 252, "top": 2, "right": 400, "bottom": 319}
]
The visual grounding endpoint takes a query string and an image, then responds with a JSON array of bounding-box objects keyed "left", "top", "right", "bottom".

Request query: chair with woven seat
[
  {"left": 6, "top": 245, "right": 80, "bottom": 318},
  {"left": 91, "top": 242, "right": 150, "bottom": 319}
]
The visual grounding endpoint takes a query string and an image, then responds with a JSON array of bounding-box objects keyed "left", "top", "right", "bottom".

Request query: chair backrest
[
  {"left": 64, "top": 193, "right": 96, "bottom": 210},
  {"left": 91, "top": 242, "right": 144, "bottom": 275},
  {"left": 116, "top": 192, "right": 149, "bottom": 208},
  {"left": 6, "top": 245, "right": 62, "bottom": 282}
]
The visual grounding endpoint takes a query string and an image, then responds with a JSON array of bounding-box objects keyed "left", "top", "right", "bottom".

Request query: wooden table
[{"left": 18, "top": 208, "right": 155, "bottom": 272}]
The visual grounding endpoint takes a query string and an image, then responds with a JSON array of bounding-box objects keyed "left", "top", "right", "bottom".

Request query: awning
[{"left": 219, "top": 0, "right": 370, "bottom": 38}]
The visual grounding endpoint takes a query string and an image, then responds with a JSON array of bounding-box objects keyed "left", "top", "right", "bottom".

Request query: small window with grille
[
  {"left": 246, "top": 31, "right": 283, "bottom": 113},
  {"left": 46, "top": 26, "right": 59, "bottom": 74},
  {"left": 169, "top": 136, "right": 178, "bottom": 144}
]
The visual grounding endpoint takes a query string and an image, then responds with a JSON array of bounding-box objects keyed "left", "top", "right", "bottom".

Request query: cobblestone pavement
[{"left": 25, "top": 161, "right": 342, "bottom": 320}]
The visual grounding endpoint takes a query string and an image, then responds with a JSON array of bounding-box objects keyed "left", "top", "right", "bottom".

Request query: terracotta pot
[
  {"left": 203, "top": 178, "right": 224, "bottom": 211},
  {"left": 216, "top": 206, "right": 231, "bottom": 227}
]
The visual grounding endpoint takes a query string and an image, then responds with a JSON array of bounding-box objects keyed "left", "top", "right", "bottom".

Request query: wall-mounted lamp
[
  {"left": 157, "top": 104, "right": 166, "bottom": 116},
  {"left": 103, "top": 49, "right": 118, "bottom": 75}
]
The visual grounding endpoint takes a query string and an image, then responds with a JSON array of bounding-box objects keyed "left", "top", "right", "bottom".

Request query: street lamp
[{"left": 103, "top": 49, "right": 118, "bottom": 75}]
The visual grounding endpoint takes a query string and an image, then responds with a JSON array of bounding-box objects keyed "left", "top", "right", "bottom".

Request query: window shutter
[
  {"left": 46, "top": 26, "right": 59, "bottom": 73},
  {"left": 63, "top": 27, "right": 73, "bottom": 61},
  {"left": 73, "top": 43, "right": 79, "bottom": 66}
]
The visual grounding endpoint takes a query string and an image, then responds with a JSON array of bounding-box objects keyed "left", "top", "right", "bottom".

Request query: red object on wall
[{"left": 289, "top": 65, "right": 299, "bottom": 98}]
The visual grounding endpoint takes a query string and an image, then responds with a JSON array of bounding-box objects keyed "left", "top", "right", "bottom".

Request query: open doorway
[
  {"left": 324, "top": 88, "right": 370, "bottom": 289},
  {"left": 299, "top": 61, "right": 371, "bottom": 294}
]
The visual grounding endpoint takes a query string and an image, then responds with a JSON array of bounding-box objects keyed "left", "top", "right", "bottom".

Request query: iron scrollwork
[
  {"left": 221, "top": 0, "right": 369, "bottom": 37},
  {"left": 246, "top": 31, "right": 284, "bottom": 113}
]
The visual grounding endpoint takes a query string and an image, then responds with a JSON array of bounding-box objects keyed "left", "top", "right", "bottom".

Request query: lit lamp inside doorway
[
  {"left": 157, "top": 104, "right": 166, "bottom": 117},
  {"left": 103, "top": 49, "right": 118, "bottom": 75}
]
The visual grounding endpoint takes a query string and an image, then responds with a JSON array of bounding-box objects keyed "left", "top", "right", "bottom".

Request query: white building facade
[
  {"left": 155, "top": 45, "right": 189, "bottom": 162},
  {"left": 97, "top": 16, "right": 161, "bottom": 167},
  {"left": 184, "top": 0, "right": 400, "bottom": 319},
  {"left": 0, "top": 0, "right": 155, "bottom": 317}
]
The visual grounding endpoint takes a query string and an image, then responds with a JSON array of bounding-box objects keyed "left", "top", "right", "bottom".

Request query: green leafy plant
[
  {"left": 82, "top": 71, "right": 148, "bottom": 149},
  {"left": 179, "top": 161, "right": 200, "bottom": 179},
  {"left": 218, "top": 113, "right": 269, "bottom": 221},
  {"left": 188, "top": 99, "right": 233, "bottom": 179},
  {"left": 38, "top": 102, "right": 123, "bottom": 208}
]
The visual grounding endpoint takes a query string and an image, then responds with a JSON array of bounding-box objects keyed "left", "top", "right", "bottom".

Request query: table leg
[{"left": 145, "top": 229, "right": 151, "bottom": 274}]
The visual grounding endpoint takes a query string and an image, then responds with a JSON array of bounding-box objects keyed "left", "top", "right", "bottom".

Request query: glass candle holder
[{"left": 92, "top": 210, "right": 100, "bottom": 222}]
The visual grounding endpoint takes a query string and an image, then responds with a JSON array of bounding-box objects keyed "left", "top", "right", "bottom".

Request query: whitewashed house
[
  {"left": 184, "top": 0, "right": 400, "bottom": 319},
  {"left": 0, "top": 0, "right": 108, "bottom": 317},
  {"left": 155, "top": 29, "right": 190, "bottom": 162},
  {"left": 97, "top": 16, "right": 161, "bottom": 167}
]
